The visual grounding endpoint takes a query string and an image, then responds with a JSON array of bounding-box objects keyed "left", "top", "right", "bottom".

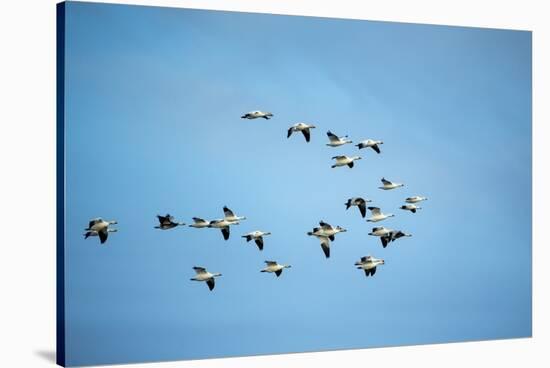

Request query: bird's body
[
  {"left": 84, "top": 218, "right": 118, "bottom": 244},
  {"left": 400, "top": 204, "right": 421, "bottom": 213},
  {"left": 356, "top": 139, "right": 383, "bottom": 154},
  {"left": 331, "top": 155, "right": 362, "bottom": 168},
  {"left": 155, "top": 214, "right": 185, "bottom": 230},
  {"left": 405, "top": 196, "right": 428, "bottom": 204},
  {"left": 189, "top": 217, "right": 210, "bottom": 228},
  {"left": 326, "top": 131, "right": 352, "bottom": 147},
  {"left": 242, "top": 230, "right": 271, "bottom": 251},
  {"left": 355, "top": 255, "right": 385, "bottom": 277},
  {"left": 366, "top": 206, "right": 395, "bottom": 222},
  {"left": 261, "top": 261, "right": 291, "bottom": 277},
  {"left": 379, "top": 177, "right": 404, "bottom": 190},
  {"left": 287, "top": 123, "right": 316, "bottom": 142},
  {"left": 345, "top": 197, "right": 370, "bottom": 218},
  {"left": 241, "top": 111, "right": 273, "bottom": 120},
  {"left": 190, "top": 267, "right": 222, "bottom": 291}
]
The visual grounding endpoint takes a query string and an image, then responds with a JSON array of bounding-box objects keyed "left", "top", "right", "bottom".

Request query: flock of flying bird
[{"left": 83, "top": 110, "right": 428, "bottom": 290}]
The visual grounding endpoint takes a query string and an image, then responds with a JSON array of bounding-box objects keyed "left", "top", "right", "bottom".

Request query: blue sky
[{"left": 62, "top": 2, "right": 532, "bottom": 366}]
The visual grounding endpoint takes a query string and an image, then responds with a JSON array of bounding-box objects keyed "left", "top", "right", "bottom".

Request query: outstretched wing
[
  {"left": 345, "top": 199, "right": 352, "bottom": 209},
  {"left": 347, "top": 162, "right": 354, "bottom": 168},
  {"left": 221, "top": 227, "right": 230, "bottom": 240},
  {"left": 255, "top": 237, "right": 264, "bottom": 251},
  {"left": 192, "top": 217, "right": 208, "bottom": 224},
  {"left": 223, "top": 206, "right": 235, "bottom": 218},
  {"left": 320, "top": 237, "right": 330, "bottom": 258},
  {"left": 287, "top": 127, "right": 293, "bottom": 138},
  {"left": 319, "top": 220, "right": 332, "bottom": 229},
  {"left": 88, "top": 218, "right": 101, "bottom": 229},
  {"left": 98, "top": 229, "right": 108, "bottom": 244},
  {"left": 371, "top": 144, "right": 381, "bottom": 154},
  {"left": 381, "top": 177, "right": 392, "bottom": 185},
  {"left": 206, "top": 278, "right": 215, "bottom": 291},
  {"left": 393, "top": 231, "right": 407, "bottom": 239},
  {"left": 275, "top": 269, "right": 282, "bottom": 277},
  {"left": 358, "top": 202, "right": 367, "bottom": 218},
  {"left": 157, "top": 214, "right": 173, "bottom": 225},
  {"left": 381, "top": 235, "right": 390, "bottom": 248},
  {"left": 368, "top": 206, "right": 381, "bottom": 216},
  {"left": 193, "top": 266, "right": 207, "bottom": 274},
  {"left": 302, "top": 128, "right": 311, "bottom": 142},
  {"left": 326, "top": 131, "right": 339, "bottom": 142},
  {"left": 265, "top": 260, "right": 277, "bottom": 266}
]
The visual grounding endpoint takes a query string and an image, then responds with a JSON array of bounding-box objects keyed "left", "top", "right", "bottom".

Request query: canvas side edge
[{"left": 56, "top": 2, "right": 66, "bottom": 367}]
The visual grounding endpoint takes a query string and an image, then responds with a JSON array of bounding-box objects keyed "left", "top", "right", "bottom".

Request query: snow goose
[
  {"left": 189, "top": 217, "right": 210, "bottom": 228},
  {"left": 369, "top": 227, "right": 411, "bottom": 248},
  {"left": 223, "top": 206, "right": 246, "bottom": 223},
  {"left": 154, "top": 214, "right": 185, "bottom": 230},
  {"left": 190, "top": 267, "right": 222, "bottom": 291},
  {"left": 355, "top": 255, "right": 385, "bottom": 277},
  {"left": 326, "top": 131, "right": 352, "bottom": 147},
  {"left": 84, "top": 218, "right": 118, "bottom": 244},
  {"left": 241, "top": 111, "right": 273, "bottom": 120},
  {"left": 287, "top": 123, "right": 316, "bottom": 142},
  {"left": 345, "top": 197, "right": 371, "bottom": 218},
  {"left": 356, "top": 139, "right": 383, "bottom": 154},
  {"left": 366, "top": 206, "right": 395, "bottom": 222},
  {"left": 208, "top": 218, "right": 239, "bottom": 240},
  {"left": 405, "top": 196, "right": 428, "bottom": 203},
  {"left": 261, "top": 260, "right": 291, "bottom": 277},
  {"left": 400, "top": 204, "right": 421, "bottom": 213},
  {"left": 331, "top": 155, "right": 362, "bottom": 168},
  {"left": 379, "top": 177, "right": 404, "bottom": 190},
  {"left": 316, "top": 220, "right": 347, "bottom": 241},
  {"left": 242, "top": 230, "right": 271, "bottom": 251},
  {"left": 306, "top": 231, "right": 332, "bottom": 258}
]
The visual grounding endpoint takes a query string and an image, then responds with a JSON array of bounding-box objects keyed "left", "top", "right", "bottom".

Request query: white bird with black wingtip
[
  {"left": 331, "top": 155, "right": 362, "bottom": 168},
  {"left": 368, "top": 226, "right": 412, "bottom": 248},
  {"left": 405, "top": 196, "right": 428, "bottom": 203},
  {"left": 345, "top": 197, "right": 371, "bottom": 218},
  {"left": 261, "top": 261, "right": 291, "bottom": 277},
  {"left": 241, "top": 110, "right": 273, "bottom": 120},
  {"left": 379, "top": 177, "right": 404, "bottom": 190},
  {"left": 326, "top": 131, "right": 352, "bottom": 147},
  {"left": 400, "top": 204, "right": 422, "bottom": 213},
  {"left": 84, "top": 218, "right": 118, "bottom": 244},
  {"left": 242, "top": 230, "right": 271, "bottom": 251},
  {"left": 356, "top": 139, "right": 383, "bottom": 154},
  {"left": 154, "top": 214, "right": 185, "bottom": 230},
  {"left": 190, "top": 267, "right": 222, "bottom": 291},
  {"left": 287, "top": 123, "right": 316, "bottom": 143},
  {"left": 189, "top": 217, "right": 210, "bottom": 229},
  {"left": 355, "top": 255, "right": 385, "bottom": 277},
  {"left": 366, "top": 206, "right": 395, "bottom": 222}
]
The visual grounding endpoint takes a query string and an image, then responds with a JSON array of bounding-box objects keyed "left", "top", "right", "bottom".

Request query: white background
[{"left": 0, "top": 0, "right": 548, "bottom": 367}]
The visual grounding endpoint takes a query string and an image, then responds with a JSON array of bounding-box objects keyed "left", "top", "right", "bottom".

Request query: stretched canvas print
[{"left": 56, "top": 1, "right": 532, "bottom": 366}]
